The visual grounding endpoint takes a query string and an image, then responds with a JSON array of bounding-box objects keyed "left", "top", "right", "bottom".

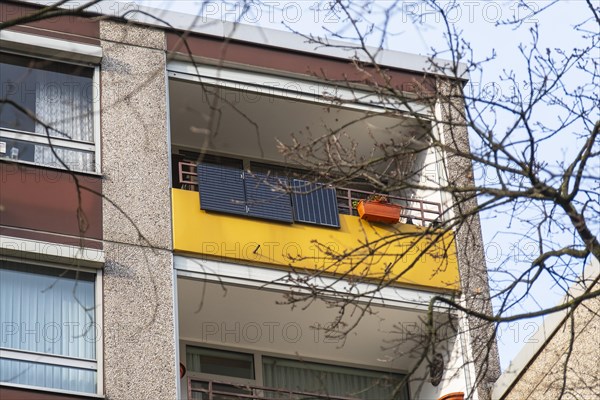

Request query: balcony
[
  {"left": 177, "top": 279, "right": 454, "bottom": 400},
  {"left": 169, "top": 76, "right": 459, "bottom": 291}
]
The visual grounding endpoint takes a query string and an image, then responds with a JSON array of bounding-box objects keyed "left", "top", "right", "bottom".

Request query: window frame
[
  {"left": 0, "top": 49, "right": 101, "bottom": 175},
  {"left": 180, "top": 341, "right": 409, "bottom": 400},
  {"left": 184, "top": 344, "right": 258, "bottom": 385},
  {"left": 0, "top": 257, "right": 104, "bottom": 396}
]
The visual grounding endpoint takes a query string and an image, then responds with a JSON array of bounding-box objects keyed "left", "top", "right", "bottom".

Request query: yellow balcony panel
[{"left": 172, "top": 188, "right": 460, "bottom": 291}]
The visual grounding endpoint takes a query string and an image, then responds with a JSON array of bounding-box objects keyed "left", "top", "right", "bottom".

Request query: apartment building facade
[
  {"left": 492, "top": 260, "right": 600, "bottom": 400},
  {"left": 0, "top": 1, "right": 499, "bottom": 399}
]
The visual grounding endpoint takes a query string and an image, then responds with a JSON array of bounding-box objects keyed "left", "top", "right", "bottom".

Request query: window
[
  {"left": 196, "top": 156, "right": 341, "bottom": 228},
  {"left": 0, "top": 260, "right": 99, "bottom": 394},
  {"left": 186, "top": 346, "right": 254, "bottom": 379},
  {"left": 184, "top": 345, "right": 409, "bottom": 400},
  {"left": 0, "top": 52, "right": 97, "bottom": 173},
  {"left": 186, "top": 346, "right": 255, "bottom": 398},
  {"left": 263, "top": 357, "right": 409, "bottom": 400}
]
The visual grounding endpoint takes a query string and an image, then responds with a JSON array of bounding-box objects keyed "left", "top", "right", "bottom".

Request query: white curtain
[
  {"left": 0, "top": 265, "right": 96, "bottom": 393},
  {"left": 263, "top": 357, "right": 408, "bottom": 400},
  {"left": 33, "top": 68, "right": 94, "bottom": 172},
  {"left": 33, "top": 145, "right": 94, "bottom": 172}
]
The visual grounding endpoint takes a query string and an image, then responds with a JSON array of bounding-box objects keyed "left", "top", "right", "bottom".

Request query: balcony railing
[
  {"left": 188, "top": 377, "right": 371, "bottom": 400},
  {"left": 176, "top": 160, "right": 441, "bottom": 226}
]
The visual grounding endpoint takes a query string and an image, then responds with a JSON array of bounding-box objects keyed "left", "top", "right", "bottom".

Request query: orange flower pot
[
  {"left": 357, "top": 200, "right": 402, "bottom": 224},
  {"left": 438, "top": 392, "right": 464, "bottom": 400}
]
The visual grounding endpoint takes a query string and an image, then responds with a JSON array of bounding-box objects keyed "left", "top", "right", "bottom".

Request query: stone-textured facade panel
[
  {"left": 100, "top": 20, "right": 177, "bottom": 400},
  {"left": 504, "top": 296, "right": 600, "bottom": 399}
]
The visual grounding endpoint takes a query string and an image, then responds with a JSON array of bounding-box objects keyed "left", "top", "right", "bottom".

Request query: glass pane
[
  {"left": 186, "top": 346, "right": 254, "bottom": 379},
  {"left": 0, "top": 262, "right": 96, "bottom": 359},
  {"left": 0, "top": 358, "right": 96, "bottom": 394},
  {"left": 0, "top": 52, "right": 94, "bottom": 142},
  {"left": 263, "top": 357, "right": 409, "bottom": 400},
  {"left": 0, "top": 136, "right": 95, "bottom": 172}
]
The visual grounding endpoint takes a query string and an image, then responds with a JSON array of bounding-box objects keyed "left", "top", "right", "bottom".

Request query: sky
[{"left": 127, "top": 0, "right": 598, "bottom": 371}]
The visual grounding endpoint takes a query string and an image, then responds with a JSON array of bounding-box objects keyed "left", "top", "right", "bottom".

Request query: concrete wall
[
  {"left": 502, "top": 295, "right": 600, "bottom": 399},
  {"left": 100, "top": 21, "right": 177, "bottom": 399},
  {"left": 438, "top": 80, "right": 501, "bottom": 400}
]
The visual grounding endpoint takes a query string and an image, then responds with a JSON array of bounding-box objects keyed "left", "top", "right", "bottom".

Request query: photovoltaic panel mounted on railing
[
  {"left": 291, "top": 179, "right": 341, "bottom": 228},
  {"left": 197, "top": 161, "right": 246, "bottom": 216},
  {"left": 244, "top": 172, "right": 294, "bottom": 223}
]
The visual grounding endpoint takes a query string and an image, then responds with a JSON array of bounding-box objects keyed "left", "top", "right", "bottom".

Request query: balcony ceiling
[
  {"left": 169, "top": 79, "right": 428, "bottom": 165},
  {"left": 177, "top": 277, "right": 453, "bottom": 372}
]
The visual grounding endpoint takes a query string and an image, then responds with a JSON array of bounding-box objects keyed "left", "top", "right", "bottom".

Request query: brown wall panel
[
  {"left": 0, "top": 162, "right": 102, "bottom": 244},
  {"left": 0, "top": 1, "right": 99, "bottom": 44},
  {"left": 167, "top": 32, "right": 436, "bottom": 93}
]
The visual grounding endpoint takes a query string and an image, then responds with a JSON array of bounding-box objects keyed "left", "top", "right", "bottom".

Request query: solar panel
[
  {"left": 291, "top": 179, "right": 341, "bottom": 228},
  {"left": 197, "top": 161, "right": 246, "bottom": 216},
  {"left": 245, "top": 172, "right": 293, "bottom": 223}
]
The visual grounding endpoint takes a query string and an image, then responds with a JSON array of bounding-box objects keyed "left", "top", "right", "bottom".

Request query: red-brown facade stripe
[
  {"left": 0, "top": 1, "right": 99, "bottom": 43},
  {"left": 166, "top": 32, "right": 436, "bottom": 93},
  {"left": 0, "top": 162, "right": 103, "bottom": 246}
]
